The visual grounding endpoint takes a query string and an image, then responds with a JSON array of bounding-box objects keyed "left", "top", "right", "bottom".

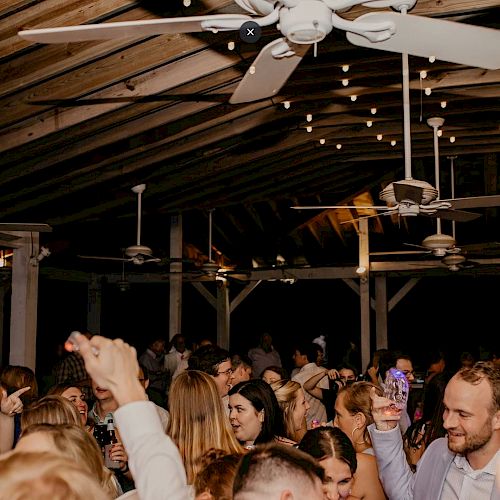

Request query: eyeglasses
[
  {"left": 402, "top": 370, "right": 415, "bottom": 377},
  {"left": 217, "top": 368, "right": 233, "bottom": 377}
]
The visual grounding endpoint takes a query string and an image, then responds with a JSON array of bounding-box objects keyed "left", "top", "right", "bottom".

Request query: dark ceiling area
[{"left": 0, "top": 0, "right": 499, "bottom": 278}]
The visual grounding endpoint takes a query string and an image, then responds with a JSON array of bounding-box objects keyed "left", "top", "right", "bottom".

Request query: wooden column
[
  {"left": 216, "top": 279, "right": 230, "bottom": 350},
  {"left": 358, "top": 218, "right": 370, "bottom": 372},
  {"left": 169, "top": 214, "right": 183, "bottom": 341},
  {"left": 9, "top": 232, "right": 39, "bottom": 370},
  {"left": 375, "top": 275, "right": 388, "bottom": 349},
  {"left": 87, "top": 274, "right": 102, "bottom": 334},
  {"left": 0, "top": 279, "right": 9, "bottom": 365}
]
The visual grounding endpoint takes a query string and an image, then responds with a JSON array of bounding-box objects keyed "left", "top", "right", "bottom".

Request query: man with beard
[{"left": 368, "top": 361, "right": 499, "bottom": 500}]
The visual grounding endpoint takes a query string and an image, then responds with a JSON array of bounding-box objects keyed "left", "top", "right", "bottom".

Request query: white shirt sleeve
[{"left": 115, "top": 401, "right": 189, "bottom": 500}]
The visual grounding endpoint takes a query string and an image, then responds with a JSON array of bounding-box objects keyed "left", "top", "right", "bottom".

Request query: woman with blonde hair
[
  {"left": 47, "top": 383, "right": 89, "bottom": 428},
  {"left": 16, "top": 423, "right": 120, "bottom": 498},
  {"left": 166, "top": 370, "right": 243, "bottom": 484},
  {"left": 0, "top": 451, "right": 110, "bottom": 500},
  {"left": 271, "top": 379, "right": 309, "bottom": 442},
  {"left": 20, "top": 395, "right": 81, "bottom": 432}
]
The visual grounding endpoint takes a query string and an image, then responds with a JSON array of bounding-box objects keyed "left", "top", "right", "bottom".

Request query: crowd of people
[{"left": 0, "top": 330, "right": 498, "bottom": 499}]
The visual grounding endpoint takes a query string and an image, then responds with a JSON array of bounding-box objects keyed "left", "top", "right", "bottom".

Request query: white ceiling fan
[
  {"left": 78, "top": 184, "right": 162, "bottom": 265},
  {"left": 17, "top": 0, "right": 500, "bottom": 105}
]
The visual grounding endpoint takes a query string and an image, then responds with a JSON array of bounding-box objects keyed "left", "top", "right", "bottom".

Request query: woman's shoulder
[{"left": 274, "top": 435, "right": 297, "bottom": 447}]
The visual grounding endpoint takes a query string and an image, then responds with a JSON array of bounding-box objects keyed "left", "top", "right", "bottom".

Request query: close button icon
[{"left": 239, "top": 21, "right": 261, "bottom": 43}]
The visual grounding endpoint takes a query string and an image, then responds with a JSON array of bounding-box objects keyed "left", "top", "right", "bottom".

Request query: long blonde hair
[
  {"left": 21, "top": 395, "right": 81, "bottom": 432},
  {"left": 271, "top": 379, "right": 305, "bottom": 442},
  {"left": 167, "top": 370, "right": 243, "bottom": 483},
  {"left": 0, "top": 451, "right": 110, "bottom": 500},
  {"left": 20, "top": 424, "right": 119, "bottom": 498}
]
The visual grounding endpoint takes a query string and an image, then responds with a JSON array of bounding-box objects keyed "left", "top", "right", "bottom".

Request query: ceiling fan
[
  {"left": 17, "top": 0, "right": 500, "bottom": 106},
  {"left": 77, "top": 184, "right": 162, "bottom": 266}
]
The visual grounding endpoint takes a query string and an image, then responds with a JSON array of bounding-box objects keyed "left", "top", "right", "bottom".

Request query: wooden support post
[
  {"left": 0, "top": 280, "right": 8, "bottom": 365},
  {"left": 375, "top": 275, "right": 388, "bottom": 349},
  {"left": 9, "top": 232, "right": 39, "bottom": 370},
  {"left": 169, "top": 215, "right": 183, "bottom": 341},
  {"left": 87, "top": 274, "right": 102, "bottom": 334},
  {"left": 358, "top": 218, "right": 370, "bottom": 372},
  {"left": 216, "top": 279, "right": 230, "bottom": 350}
]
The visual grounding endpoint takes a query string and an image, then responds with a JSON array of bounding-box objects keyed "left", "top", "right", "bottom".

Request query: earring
[{"left": 351, "top": 426, "right": 366, "bottom": 445}]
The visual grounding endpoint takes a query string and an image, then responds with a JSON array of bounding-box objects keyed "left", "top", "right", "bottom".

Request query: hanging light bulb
[
  {"left": 306, "top": 113, "right": 313, "bottom": 122},
  {"left": 440, "top": 101, "right": 447, "bottom": 108},
  {"left": 227, "top": 41, "right": 235, "bottom": 51},
  {"left": 449, "top": 136, "right": 456, "bottom": 143},
  {"left": 249, "top": 66, "right": 256, "bottom": 75},
  {"left": 306, "top": 126, "right": 312, "bottom": 133},
  {"left": 336, "top": 143, "right": 342, "bottom": 149},
  {"left": 342, "top": 64, "right": 349, "bottom": 72},
  {"left": 350, "top": 95, "right": 357, "bottom": 102},
  {"left": 420, "top": 70, "right": 427, "bottom": 79},
  {"left": 429, "top": 55, "right": 436, "bottom": 63},
  {"left": 342, "top": 79, "right": 349, "bottom": 86},
  {"left": 425, "top": 87, "right": 432, "bottom": 96},
  {"left": 366, "top": 120, "right": 373, "bottom": 127},
  {"left": 183, "top": 0, "right": 191, "bottom": 6},
  {"left": 283, "top": 101, "right": 291, "bottom": 109},
  {"left": 370, "top": 107, "right": 377, "bottom": 115},
  {"left": 437, "top": 129, "right": 443, "bottom": 137},
  {"left": 390, "top": 140, "right": 396, "bottom": 146},
  {"left": 377, "top": 134, "right": 383, "bottom": 141},
  {"left": 319, "top": 138, "right": 326, "bottom": 145}
]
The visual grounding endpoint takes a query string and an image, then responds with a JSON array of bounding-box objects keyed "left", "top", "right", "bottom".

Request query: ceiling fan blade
[
  {"left": 403, "top": 242, "right": 429, "bottom": 251},
  {"left": 460, "top": 242, "right": 500, "bottom": 254},
  {"left": 340, "top": 210, "right": 396, "bottom": 225},
  {"left": 18, "top": 14, "right": 251, "bottom": 43},
  {"left": 445, "top": 194, "right": 500, "bottom": 210},
  {"left": 426, "top": 209, "right": 481, "bottom": 222},
  {"left": 77, "top": 255, "right": 131, "bottom": 262},
  {"left": 229, "top": 38, "right": 311, "bottom": 104},
  {"left": 346, "top": 12, "right": 500, "bottom": 70},
  {"left": 393, "top": 182, "right": 423, "bottom": 204},
  {"left": 292, "top": 205, "right": 391, "bottom": 210},
  {"left": 0, "top": 223, "right": 52, "bottom": 232}
]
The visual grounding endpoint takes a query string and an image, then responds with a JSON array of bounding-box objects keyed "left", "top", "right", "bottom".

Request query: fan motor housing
[
  {"left": 421, "top": 233, "right": 456, "bottom": 256},
  {"left": 379, "top": 179, "right": 438, "bottom": 207},
  {"left": 279, "top": 1, "right": 333, "bottom": 44}
]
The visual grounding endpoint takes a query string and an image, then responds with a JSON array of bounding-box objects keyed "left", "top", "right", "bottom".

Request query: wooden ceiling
[{"left": 0, "top": 0, "right": 499, "bottom": 275}]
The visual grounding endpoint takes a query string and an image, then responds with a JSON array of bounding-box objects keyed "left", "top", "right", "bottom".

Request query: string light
[
  {"left": 227, "top": 41, "right": 235, "bottom": 51},
  {"left": 377, "top": 134, "right": 383, "bottom": 141},
  {"left": 440, "top": 101, "right": 447, "bottom": 108},
  {"left": 306, "top": 114, "right": 313, "bottom": 122},
  {"left": 283, "top": 101, "right": 291, "bottom": 109},
  {"left": 306, "top": 126, "right": 312, "bottom": 133},
  {"left": 342, "top": 64, "right": 349, "bottom": 72},
  {"left": 350, "top": 95, "right": 357, "bottom": 102},
  {"left": 183, "top": 0, "right": 191, "bottom": 6},
  {"left": 390, "top": 140, "right": 396, "bottom": 146},
  {"left": 342, "top": 79, "right": 349, "bottom": 86},
  {"left": 420, "top": 70, "right": 427, "bottom": 79},
  {"left": 437, "top": 129, "right": 443, "bottom": 137},
  {"left": 425, "top": 87, "right": 432, "bottom": 96},
  {"left": 371, "top": 107, "right": 377, "bottom": 115},
  {"left": 449, "top": 136, "right": 456, "bottom": 143},
  {"left": 429, "top": 56, "right": 436, "bottom": 63},
  {"left": 336, "top": 143, "right": 342, "bottom": 149},
  {"left": 319, "top": 138, "right": 326, "bottom": 145},
  {"left": 249, "top": 66, "right": 256, "bottom": 75},
  {"left": 366, "top": 120, "right": 373, "bottom": 127}
]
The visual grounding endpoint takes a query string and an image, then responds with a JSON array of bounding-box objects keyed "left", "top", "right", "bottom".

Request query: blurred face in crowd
[
  {"left": 230, "top": 365, "right": 252, "bottom": 387},
  {"left": 320, "top": 456, "right": 355, "bottom": 500},
  {"left": 91, "top": 379, "right": 113, "bottom": 402},
  {"left": 213, "top": 360, "right": 233, "bottom": 397},
  {"left": 292, "top": 389, "right": 310, "bottom": 432},
  {"left": 292, "top": 350, "right": 308, "bottom": 369},
  {"left": 262, "top": 369, "right": 282, "bottom": 385},
  {"left": 150, "top": 339, "right": 166, "bottom": 356},
  {"left": 333, "top": 392, "right": 357, "bottom": 443},
  {"left": 61, "top": 387, "right": 88, "bottom": 426},
  {"left": 173, "top": 336, "right": 186, "bottom": 354},
  {"left": 338, "top": 368, "right": 356, "bottom": 385},
  {"left": 396, "top": 358, "right": 415, "bottom": 383},
  {"left": 228, "top": 393, "right": 263, "bottom": 446}
]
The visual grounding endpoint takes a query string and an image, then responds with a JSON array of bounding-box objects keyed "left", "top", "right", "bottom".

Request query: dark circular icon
[{"left": 239, "top": 21, "right": 261, "bottom": 43}]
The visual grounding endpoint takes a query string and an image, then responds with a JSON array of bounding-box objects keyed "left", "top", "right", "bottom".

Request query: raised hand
[
  {"left": 0, "top": 387, "right": 30, "bottom": 416},
  {"left": 370, "top": 386, "right": 401, "bottom": 431}
]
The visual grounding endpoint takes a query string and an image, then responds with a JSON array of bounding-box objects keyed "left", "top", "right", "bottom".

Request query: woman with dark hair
[
  {"left": 228, "top": 379, "right": 288, "bottom": 448},
  {"left": 261, "top": 366, "right": 288, "bottom": 385}
]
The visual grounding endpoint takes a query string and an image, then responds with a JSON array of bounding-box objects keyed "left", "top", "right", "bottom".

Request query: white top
[
  {"left": 292, "top": 362, "right": 328, "bottom": 427},
  {"left": 115, "top": 401, "right": 189, "bottom": 500}
]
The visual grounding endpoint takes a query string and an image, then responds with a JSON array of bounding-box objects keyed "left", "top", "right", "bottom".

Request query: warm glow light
[
  {"left": 306, "top": 113, "right": 313, "bottom": 122},
  {"left": 350, "top": 95, "right": 357, "bottom": 102},
  {"left": 420, "top": 70, "right": 427, "bottom": 79},
  {"left": 425, "top": 87, "right": 432, "bottom": 96},
  {"left": 283, "top": 100, "right": 290, "bottom": 109},
  {"left": 437, "top": 129, "right": 443, "bottom": 137},
  {"left": 342, "top": 79, "right": 349, "bottom": 86},
  {"left": 306, "top": 126, "right": 312, "bottom": 132},
  {"left": 377, "top": 134, "right": 383, "bottom": 141},
  {"left": 366, "top": 120, "right": 373, "bottom": 127},
  {"left": 450, "top": 136, "right": 456, "bottom": 143},
  {"left": 227, "top": 41, "right": 235, "bottom": 51},
  {"left": 356, "top": 266, "right": 367, "bottom": 275},
  {"left": 429, "top": 56, "right": 436, "bottom": 63},
  {"left": 342, "top": 64, "right": 349, "bottom": 72},
  {"left": 371, "top": 107, "right": 377, "bottom": 115},
  {"left": 183, "top": 0, "right": 191, "bottom": 6},
  {"left": 319, "top": 138, "right": 326, "bottom": 145},
  {"left": 249, "top": 66, "right": 256, "bottom": 75},
  {"left": 390, "top": 140, "right": 396, "bottom": 146},
  {"left": 440, "top": 101, "right": 447, "bottom": 108},
  {"left": 336, "top": 143, "right": 342, "bottom": 149}
]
